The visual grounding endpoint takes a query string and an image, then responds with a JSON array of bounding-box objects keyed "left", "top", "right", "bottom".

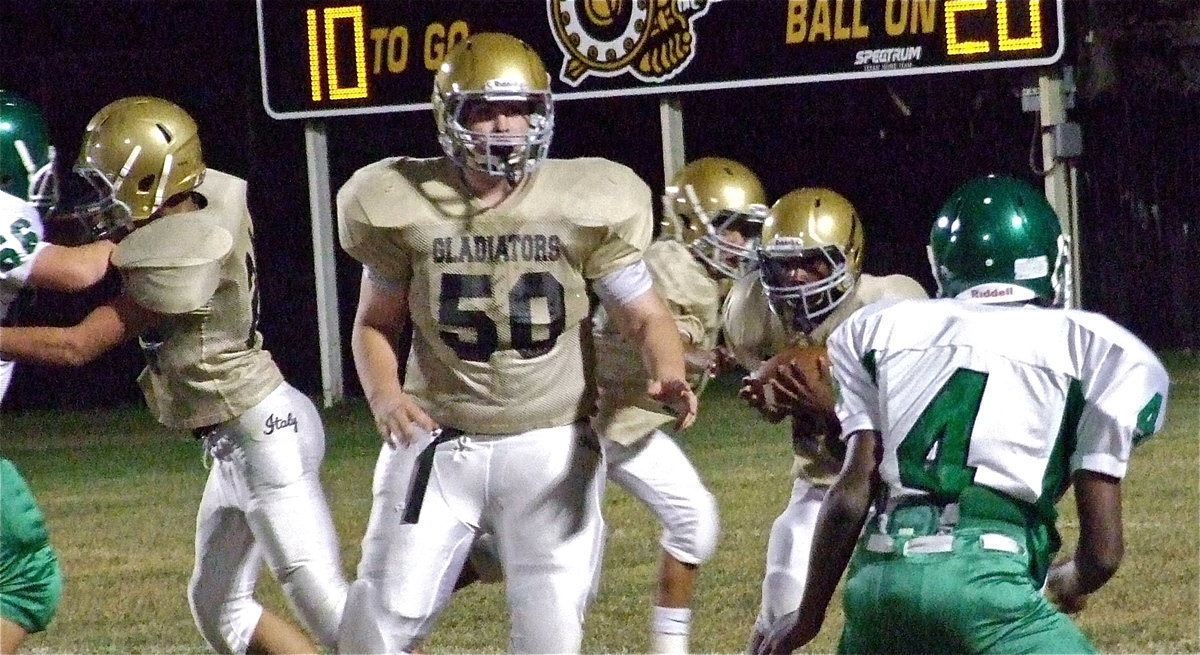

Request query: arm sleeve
[
  {"left": 592, "top": 260, "right": 652, "bottom": 306},
  {"left": 830, "top": 311, "right": 881, "bottom": 438},
  {"left": 582, "top": 167, "right": 654, "bottom": 280},
  {"left": 337, "top": 178, "right": 412, "bottom": 287},
  {"left": 1073, "top": 330, "right": 1170, "bottom": 478}
]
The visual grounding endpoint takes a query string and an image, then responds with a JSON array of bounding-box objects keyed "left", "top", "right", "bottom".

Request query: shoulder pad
[
  {"left": 337, "top": 157, "right": 457, "bottom": 229},
  {"left": 113, "top": 214, "right": 233, "bottom": 314},
  {"left": 536, "top": 158, "right": 650, "bottom": 228},
  {"left": 860, "top": 273, "right": 930, "bottom": 302}
]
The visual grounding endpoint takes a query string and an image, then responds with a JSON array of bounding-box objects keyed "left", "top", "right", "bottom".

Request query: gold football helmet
[
  {"left": 759, "top": 187, "right": 864, "bottom": 334},
  {"left": 662, "top": 157, "right": 767, "bottom": 279},
  {"left": 432, "top": 32, "right": 553, "bottom": 184},
  {"left": 72, "top": 96, "right": 205, "bottom": 238}
]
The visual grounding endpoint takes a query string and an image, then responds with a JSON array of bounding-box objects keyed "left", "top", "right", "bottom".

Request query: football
[{"left": 745, "top": 344, "right": 833, "bottom": 417}]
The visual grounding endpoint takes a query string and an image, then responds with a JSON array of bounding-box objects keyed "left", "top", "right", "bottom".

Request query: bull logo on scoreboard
[{"left": 547, "top": 0, "right": 712, "bottom": 87}]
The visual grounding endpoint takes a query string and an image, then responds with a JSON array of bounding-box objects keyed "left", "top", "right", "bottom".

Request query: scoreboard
[{"left": 256, "top": 0, "right": 1066, "bottom": 119}]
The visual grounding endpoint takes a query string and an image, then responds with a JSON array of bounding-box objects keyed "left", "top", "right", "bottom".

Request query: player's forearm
[
  {"left": 637, "top": 312, "right": 688, "bottom": 382},
  {"left": 0, "top": 299, "right": 133, "bottom": 366},
  {"left": 351, "top": 323, "right": 405, "bottom": 405},
  {"left": 350, "top": 271, "right": 412, "bottom": 407},
  {"left": 797, "top": 482, "right": 869, "bottom": 617},
  {"left": 604, "top": 288, "right": 688, "bottom": 383},
  {"left": 0, "top": 325, "right": 98, "bottom": 367},
  {"left": 1069, "top": 470, "right": 1125, "bottom": 594},
  {"left": 797, "top": 431, "right": 877, "bottom": 617}
]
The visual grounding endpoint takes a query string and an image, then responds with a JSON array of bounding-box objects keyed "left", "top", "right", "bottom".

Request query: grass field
[{"left": 3, "top": 350, "right": 1197, "bottom": 654}]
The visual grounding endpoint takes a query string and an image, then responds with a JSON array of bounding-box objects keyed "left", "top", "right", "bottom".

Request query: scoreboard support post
[
  {"left": 659, "top": 95, "right": 687, "bottom": 196},
  {"left": 1037, "top": 67, "right": 1083, "bottom": 309},
  {"left": 303, "top": 119, "right": 344, "bottom": 407}
]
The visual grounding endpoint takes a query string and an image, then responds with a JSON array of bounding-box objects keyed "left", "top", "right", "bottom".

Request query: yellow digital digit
[
  {"left": 323, "top": 5, "right": 369, "bottom": 100},
  {"left": 306, "top": 9, "right": 322, "bottom": 101},
  {"left": 944, "top": 0, "right": 990, "bottom": 56},
  {"left": 997, "top": 0, "right": 1042, "bottom": 51}
]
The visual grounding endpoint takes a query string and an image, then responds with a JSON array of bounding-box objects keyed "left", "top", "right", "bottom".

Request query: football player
[
  {"left": 719, "top": 187, "right": 927, "bottom": 653},
  {"left": 0, "top": 96, "right": 348, "bottom": 655},
  {"left": 0, "top": 90, "right": 114, "bottom": 655},
  {"left": 758, "top": 174, "right": 1170, "bottom": 655},
  {"left": 587, "top": 156, "right": 766, "bottom": 653},
  {"left": 660, "top": 156, "right": 767, "bottom": 285},
  {"left": 336, "top": 32, "right": 696, "bottom": 654}
]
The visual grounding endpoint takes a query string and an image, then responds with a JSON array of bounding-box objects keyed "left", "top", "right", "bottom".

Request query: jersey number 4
[
  {"left": 897, "top": 367, "right": 1165, "bottom": 500},
  {"left": 897, "top": 368, "right": 987, "bottom": 499},
  {"left": 438, "top": 271, "right": 566, "bottom": 362}
]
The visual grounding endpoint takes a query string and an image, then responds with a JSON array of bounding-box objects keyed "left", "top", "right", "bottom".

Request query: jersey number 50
[{"left": 438, "top": 271, "right": 566, "bottom": 362}]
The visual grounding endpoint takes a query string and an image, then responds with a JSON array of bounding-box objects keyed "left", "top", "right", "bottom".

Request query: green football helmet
[
  {"left": 929, "top": 174, "right": 1067, "bottom": 307},
  {"left": 0, "top": 90, "right": 57, "bottom": 210}
]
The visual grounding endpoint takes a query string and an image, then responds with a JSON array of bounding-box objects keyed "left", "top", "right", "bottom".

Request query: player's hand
[
  {"left": 1045, "top": 558, "right": 1089, "bottom": 614},
  {"left": 739, "top": 374, "right": 789, "bottom": 423},
  {"left": 756, "top": 609, "right": 822, "bottom": 655},
  {"left": 367, "top": 390, "right": 438, "bottom": 448},
  {"left": 769, "top": 357, "right": 836, "bottom": 417},
  {"left": 710, "top": 345, "right": 740, "bottom": 376},
  {"left": 650, "top": 378, "right": 698, "bottom": 431}
]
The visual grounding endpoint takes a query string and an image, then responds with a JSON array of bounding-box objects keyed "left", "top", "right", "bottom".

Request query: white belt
[{"left": 865, "top": 532, "right": 1021, "bottom": 556}]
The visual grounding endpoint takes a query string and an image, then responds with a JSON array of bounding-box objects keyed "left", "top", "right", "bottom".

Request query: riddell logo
[{"left": 969, "top": 287, "right": 1014, "bottom": 299}]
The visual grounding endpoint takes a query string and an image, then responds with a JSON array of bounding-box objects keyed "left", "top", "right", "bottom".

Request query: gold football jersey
[
  {"left": 721, "top": 272, "right": 928, "bottom": 483},
  {"left": 112, "top": 169, "right": 283, "bottom": 430},
  {"left": 339, "top": 156, "right": 653, "bottom": 434},
  {"left": 592, "top": 239, "right": 721, "bottom": 445}
]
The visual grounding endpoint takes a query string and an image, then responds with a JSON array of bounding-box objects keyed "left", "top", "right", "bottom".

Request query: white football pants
[
  {"left": 339, "top": 422, "right": 606, "bottom": 654},
  {"left": 754, "top": 477, "right": 828, "bottom": 636},
  {"left": 188, "top": 382, "right": 348, "bottom": 654},
  {"left": 603, "top": 430, "right": 719, "bottom": 565}
]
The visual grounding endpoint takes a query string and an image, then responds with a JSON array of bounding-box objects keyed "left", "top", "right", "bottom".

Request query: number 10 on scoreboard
[{"left": 306, "top": 5, "right": 369, "bottom": 102}]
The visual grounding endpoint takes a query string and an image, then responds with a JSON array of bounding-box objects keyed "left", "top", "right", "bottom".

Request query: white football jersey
[
  {"left": 0, "top": 191, "right": 46, "bottom": 322},
  {"left": 830, "top": 298, "right": 1170, "bottom": 511},
  {"left": 0, "top": 190, "right": 47, "bottom": 401},
  {"left": 339, "top": 156, "right": 653, "bottom": 434}
]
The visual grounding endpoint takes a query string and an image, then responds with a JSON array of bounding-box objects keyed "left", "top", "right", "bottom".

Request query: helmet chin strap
[{"left": 502, "top": 159, "right": 522, "bottom": 186}]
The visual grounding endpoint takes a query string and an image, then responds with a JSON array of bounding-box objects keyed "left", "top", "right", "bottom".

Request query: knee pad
[
  {"left": 275, "top": 563, "right": 347, "bottom": 649},
  {"left": 188, "top": 574, "right": 262, "bottom": 655},
  {"left": 661, "top": 488, "right": 720, "bottom": 565},
  {"left": 337, "top": 578, "right": 431, "bottom": 654}
]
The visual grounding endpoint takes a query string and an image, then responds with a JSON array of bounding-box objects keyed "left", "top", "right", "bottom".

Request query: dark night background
[{"left": 1, "top": 0, "right": 1197, "bottom": 411}]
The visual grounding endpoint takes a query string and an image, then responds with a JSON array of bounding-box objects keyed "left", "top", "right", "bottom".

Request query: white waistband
[{"left": 865, "top": 532, "right": 1021, "bottom": 556}]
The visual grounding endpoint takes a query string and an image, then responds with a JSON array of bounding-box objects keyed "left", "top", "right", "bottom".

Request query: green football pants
[{"left": 837, "top": 525, "right": 1094, "bottom": 655}]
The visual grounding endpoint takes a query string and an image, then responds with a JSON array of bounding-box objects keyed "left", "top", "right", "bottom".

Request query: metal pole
[
  {"left": 303, "top": 119, "right": 344, "bottom": 406},
  {"left": 1038, "top": 68, "right": 1082, "bottom": 308},
  {"left": 659, "top": 95, "right": 687, "bottom": 184}
]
